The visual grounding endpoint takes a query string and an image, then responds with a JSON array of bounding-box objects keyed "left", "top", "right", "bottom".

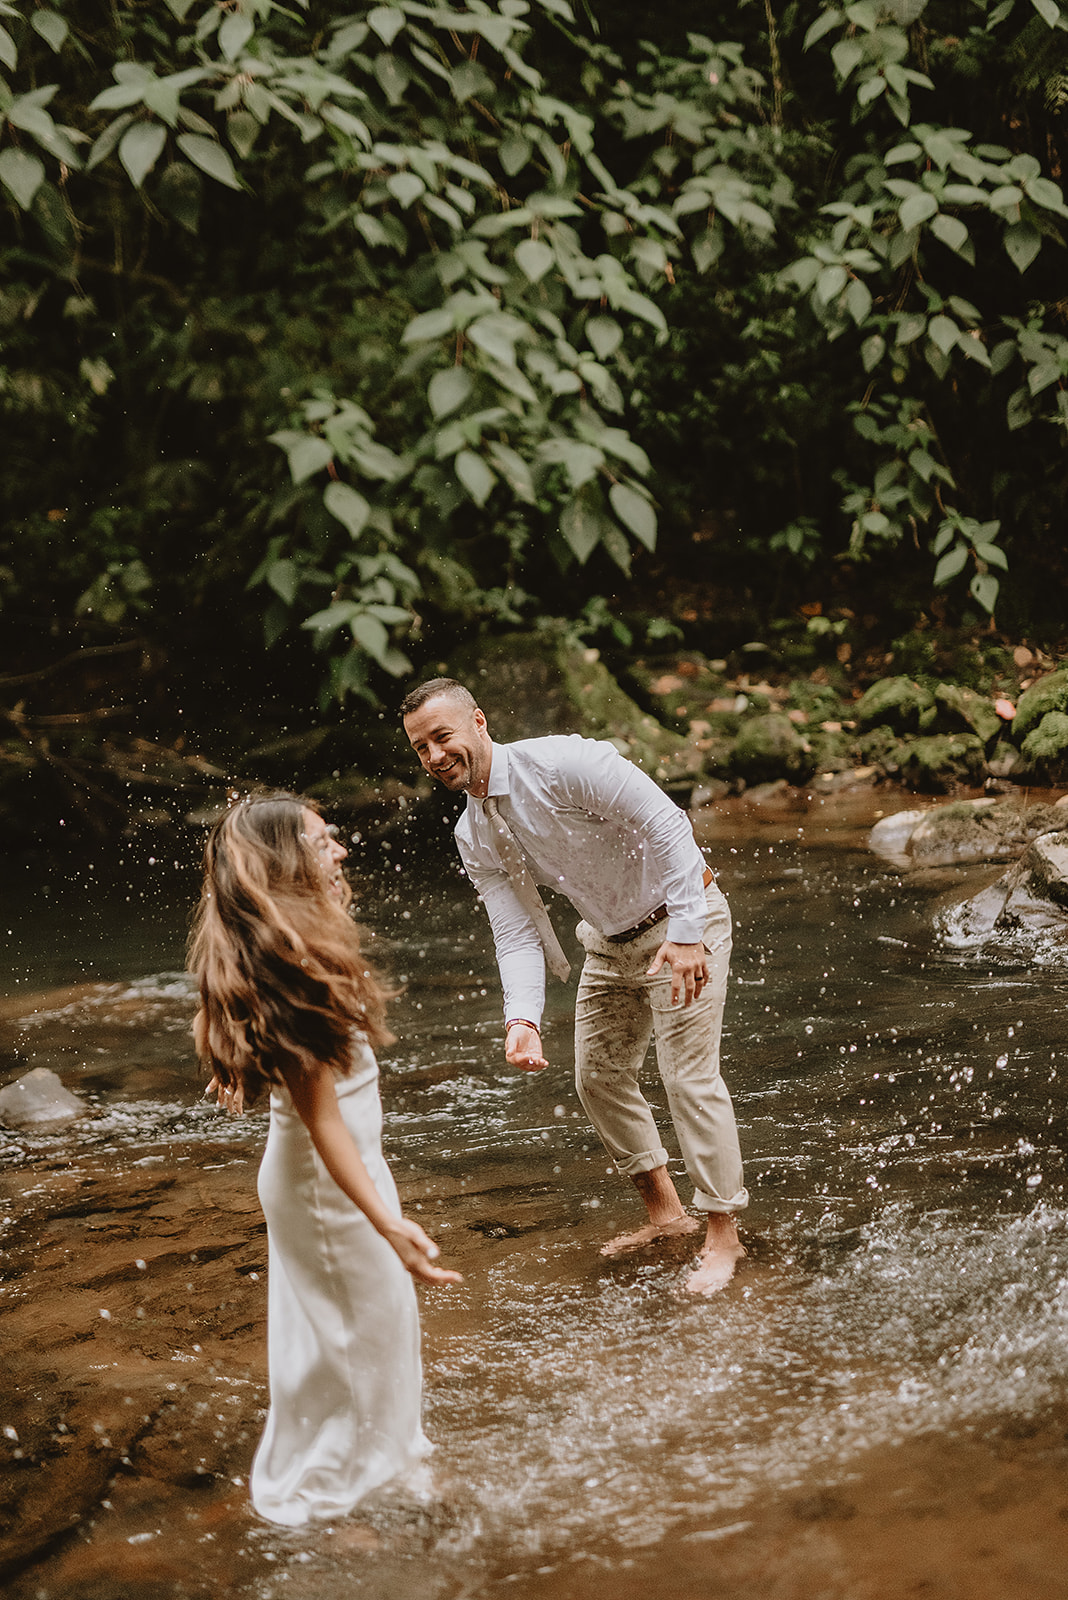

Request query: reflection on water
[{"left": 1, "top": 791, "right": 1067, "bottom": 1594}]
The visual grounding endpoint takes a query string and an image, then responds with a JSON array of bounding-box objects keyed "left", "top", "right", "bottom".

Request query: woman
[{"left": 188, "top": 792, "right": 460, "bottom": 1526}]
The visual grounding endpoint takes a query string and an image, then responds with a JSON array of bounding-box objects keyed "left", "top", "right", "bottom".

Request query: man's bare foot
[
  {"left": 683, "top": 1214, "right": 745, "bottom": 1296},
  {"left": 600, "top": 1213, "right": 700, "bottom": 1257}
]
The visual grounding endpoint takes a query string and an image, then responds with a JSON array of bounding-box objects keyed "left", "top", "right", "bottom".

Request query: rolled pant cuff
[
  {"left": 614, "top": 1146, "right": 672, "bottom": 1178},
  {"left": 692, "top": 1186, "right": 749, "bottom": 1214}
]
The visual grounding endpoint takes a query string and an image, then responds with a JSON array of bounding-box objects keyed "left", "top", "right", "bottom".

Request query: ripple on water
[{"left": 409, "top": 1200, "right": 1068, "bottom": 1566}]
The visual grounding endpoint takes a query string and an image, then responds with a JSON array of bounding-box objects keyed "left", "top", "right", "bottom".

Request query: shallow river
[{"left": 2, "top": 788, "right": 1067, "bottom": 1599}]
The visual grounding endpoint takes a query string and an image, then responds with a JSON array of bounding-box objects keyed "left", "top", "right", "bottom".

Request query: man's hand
[
  {"left": 505, "top": 1021, "right": 548, "bottom": 1073},
  {"left": 646, "top": 940, "right": 708, "bottom": 1006}
]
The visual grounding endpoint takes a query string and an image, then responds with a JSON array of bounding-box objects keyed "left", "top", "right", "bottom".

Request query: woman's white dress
[{"left": 250, "top": 1040, "right": 429, "bottom": 1526}]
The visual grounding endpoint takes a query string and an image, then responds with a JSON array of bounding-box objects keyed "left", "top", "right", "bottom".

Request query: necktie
[{"left": 482, "top": 795, "right": 572, "bottom": 982}]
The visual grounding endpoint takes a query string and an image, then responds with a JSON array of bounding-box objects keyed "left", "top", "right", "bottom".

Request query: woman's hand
[
  {"left": 204, "top": 1074, "right": 245, "bottom": 1114},
  {"left": 380, "top": 1216, "right": 464, "bottom": 1286}
]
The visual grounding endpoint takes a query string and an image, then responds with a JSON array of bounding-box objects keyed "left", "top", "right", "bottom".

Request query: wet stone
[{"left": 0, "top": 1068, "right": 85, "bottom": 1129}]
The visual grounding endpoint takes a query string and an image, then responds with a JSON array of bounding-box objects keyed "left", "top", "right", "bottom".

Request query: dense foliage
[{"left": 3, "top": 0, "right": 1068, "bottom": 709}]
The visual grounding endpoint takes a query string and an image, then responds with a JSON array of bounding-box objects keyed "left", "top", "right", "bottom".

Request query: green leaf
[
  {"left": 266, "top": 559, "right": 301, "bottom": 606},
  {"left": 1006, "top": 387, "right": 1031, "bottom": 430},
  {"left": 928, "top": 315, "right": 960, "bottom": 356},
  {"left": 0, "top": 147, "right": 45, "bottom": 209},
  {"left": 487, "top": 442, "right": 535, "bottom": 502},
  {"left": 228, "top": 110, "right": 260, "bottom": 159},
  {"left": 467, "top": 314, "right": 520, "bottom": 366},
  {"left": 89, "top": 82, "right": 150, "bottom": 113},
  {"left": 957, "top": 334, "right": 991, "bottom": 367},
  {"left": 831, "top": 38, "right": 864, "bottom": 80},
  {"left": 285, "top": 436, "right": 333, "bottom": 483},
  {"left": 369, "top": 6, "right": 406, "bottom": 45},
  {"left": 934, "top": 544, "right": 968, "bottom": 585},
  {"left": 1004, "top": 221, "right": 1041, "bottom": 273},
  {"left": 894, "top": 312, "right": 926, "bottom": 346},
  {"left": 857, "top": 74, "right": 886, "bottom": 107},
  {"left": 218, "top": 12, "right": 254, "bottom": 59},
  {"left": 351, "top": 612, "right": 390, "bottom": 663},
  {"left": 932, "top": 522, "right": 956, "bottom": 556},
  {"left": 899, "top": 190, "right": 938, "bottom": 230},
  {"left": 844, "top": 277, "right": 872, "bottom": 325},
  {"left": 515, "top": 237, "right": 555, "bottom": 283},
  {"left": 486, "top": 358, "right": 538, "bottom": 404},
  {"left": 804, "top": 8, "right": 844, "bottom": 48},
  {"left": 609, "top": 482, "right": 657, "bottom": 551},
  {"left": 176, "top": 133, "right": 242, "bottom": 190},
  {"left": 1028, "top": 362, "right": 1064, "bottom": 396},
  {"left": 119, "top": 122, "right": 167, "bottom": 189},
  {"left": 0, "top": 24, "right": 16, "bottom": 71},
  {"left": 387, "top": 170, "right": 425, "bottom": 207},
  {"left": 1022, "top": 174, "right": 1068, "bottom": 212},
  {"left": 428, "top": 367, "right": 473, "bottom": 418},
  {"left": 540, "top": 438, "right": 604, "bottom": 489},
  {"left": 975, "top": 542, "right": 1009, "bottom": 570},
  {"left": 586, "top": 315, "right": 623, "bottom": 361},
  {"left": 455, "top": 449, "right": 496, "bottom": 507},
  {"left": 1030, "top": 0, "right": 1061, "bottom": 26},
  {"left": 921, "top": 130, "right": 963, "bottom": 170},
  {"left": 31, "top": 10, "right": 68, "bottom": 52},
  {"left": 374, "top": 52, "right": 411, "bottom": 105},
  {"left": 815, "top": 264, "right": 848, "bottom": 304},
  {"left": 929, "top": 213, "right": 971, "bottom": 257},
  {"left": 560, "top": 496, "right": 603, "bottom": 563},
  {"left": 302, "top": 601, "right": 360, "bottom": 633},
  {"left": 500, "top": 133, "right": 532, "bottom": 176},
  {"left": 403, "top": 307, "right": 455, "bottom": 343},
  {"left": 861, "top": 333, "right": 885, "bottom": 371},
  {"left": 323, "top": 481, "right": 371, "bottom": 539},
  {"left": 970, "top": 572, "right": 999, "bottom": 613}
]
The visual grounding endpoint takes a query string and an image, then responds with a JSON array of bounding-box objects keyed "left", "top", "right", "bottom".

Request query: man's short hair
[{"left": 399, "top": 678, "right": 477, "bottom": 720}]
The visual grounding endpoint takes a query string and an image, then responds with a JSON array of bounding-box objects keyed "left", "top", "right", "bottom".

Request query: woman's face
[{"left": 300, "top": 807, "right": 348, "bottom": 900}]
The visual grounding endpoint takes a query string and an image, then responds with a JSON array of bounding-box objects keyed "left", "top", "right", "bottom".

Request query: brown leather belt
[{"left": 605, "top": 867, "right": 714, "bottom": 944}]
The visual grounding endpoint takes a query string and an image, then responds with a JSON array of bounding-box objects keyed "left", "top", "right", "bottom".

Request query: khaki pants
[{"left": 573, "top": 881, "right": 748, "bottom": 1214}]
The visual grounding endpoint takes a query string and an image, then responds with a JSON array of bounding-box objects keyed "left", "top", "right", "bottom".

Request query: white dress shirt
[{"left": 455, "top": 736, "right": 709, "bottom": 1025}]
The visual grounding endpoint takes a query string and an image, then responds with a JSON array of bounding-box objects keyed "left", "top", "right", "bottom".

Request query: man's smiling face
[{"left": 403, "top": 693, "right": 493, "bottom": 797}]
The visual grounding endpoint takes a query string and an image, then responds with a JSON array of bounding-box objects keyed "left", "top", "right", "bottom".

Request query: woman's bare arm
[{"left": 281, "top": 1059, "right": 462, "bottom": 1287}]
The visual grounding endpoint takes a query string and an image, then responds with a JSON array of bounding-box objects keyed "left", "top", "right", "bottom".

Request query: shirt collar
[{"left": 484, "top": 740, "right": 509, "bottom": 799}]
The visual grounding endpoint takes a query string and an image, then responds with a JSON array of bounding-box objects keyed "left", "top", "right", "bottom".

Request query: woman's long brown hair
[{"left": 188, "top": 793, "right": 393, "bottom": 1105}]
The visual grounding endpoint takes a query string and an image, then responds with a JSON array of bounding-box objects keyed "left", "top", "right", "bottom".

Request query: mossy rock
[
  {"left": 450, "top": 632, "right": 702, "bottom": 782},
  {"left": 853, "top": 675, "right": 936, "bottom": 734},
  {"left": 804, "top": 723, "right": 855, "bottom": 774},
  {"left": 856, "top": 725, "right": 908, "bottom": 774},
  {"left": 934, "top": 683, "right": 1002, "bottom": 745},
  {"left": 731, "top": 713, "right": 814, "bottom": 785},
  {"left": 896, "top": 733, "right": 986, "bottom": 792},
  {"left": 987, "top": 739, "right": 1029, "bottom": 780},
  {"left": 624, "top": 653, "right": 733, "bottom": 733},
  {"left": 1012, "top": 668, "right": 1068, "bottom": 742},
  {"left": 1021, "top": 710, "right": 1068, "bottom": 774},
  {"left": 905, "top": 797, "right": 1068, "bottom": 866}
]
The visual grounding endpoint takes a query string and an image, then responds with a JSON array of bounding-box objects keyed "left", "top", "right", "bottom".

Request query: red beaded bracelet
[{"left": 506, "top": 1018, "right": 540, "bottom": 1033}]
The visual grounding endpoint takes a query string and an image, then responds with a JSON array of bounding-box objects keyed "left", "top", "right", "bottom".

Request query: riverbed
[{"left": 2, "top": 785, "right": 1067, "bottom": 1599}]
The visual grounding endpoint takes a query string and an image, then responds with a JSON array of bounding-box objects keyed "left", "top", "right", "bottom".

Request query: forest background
[{"left": 4, "top": 0, "right": 1068, "bottom": 843}]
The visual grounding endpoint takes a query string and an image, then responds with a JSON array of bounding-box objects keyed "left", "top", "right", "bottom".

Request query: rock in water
[{"left": 0, "top": 1067, "right": 86, "bottom": 1127}]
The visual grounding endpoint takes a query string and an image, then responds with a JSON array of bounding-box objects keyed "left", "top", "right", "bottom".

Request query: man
[{"left": 400, "top": 677, "right": 747, "bottom": 1294}]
